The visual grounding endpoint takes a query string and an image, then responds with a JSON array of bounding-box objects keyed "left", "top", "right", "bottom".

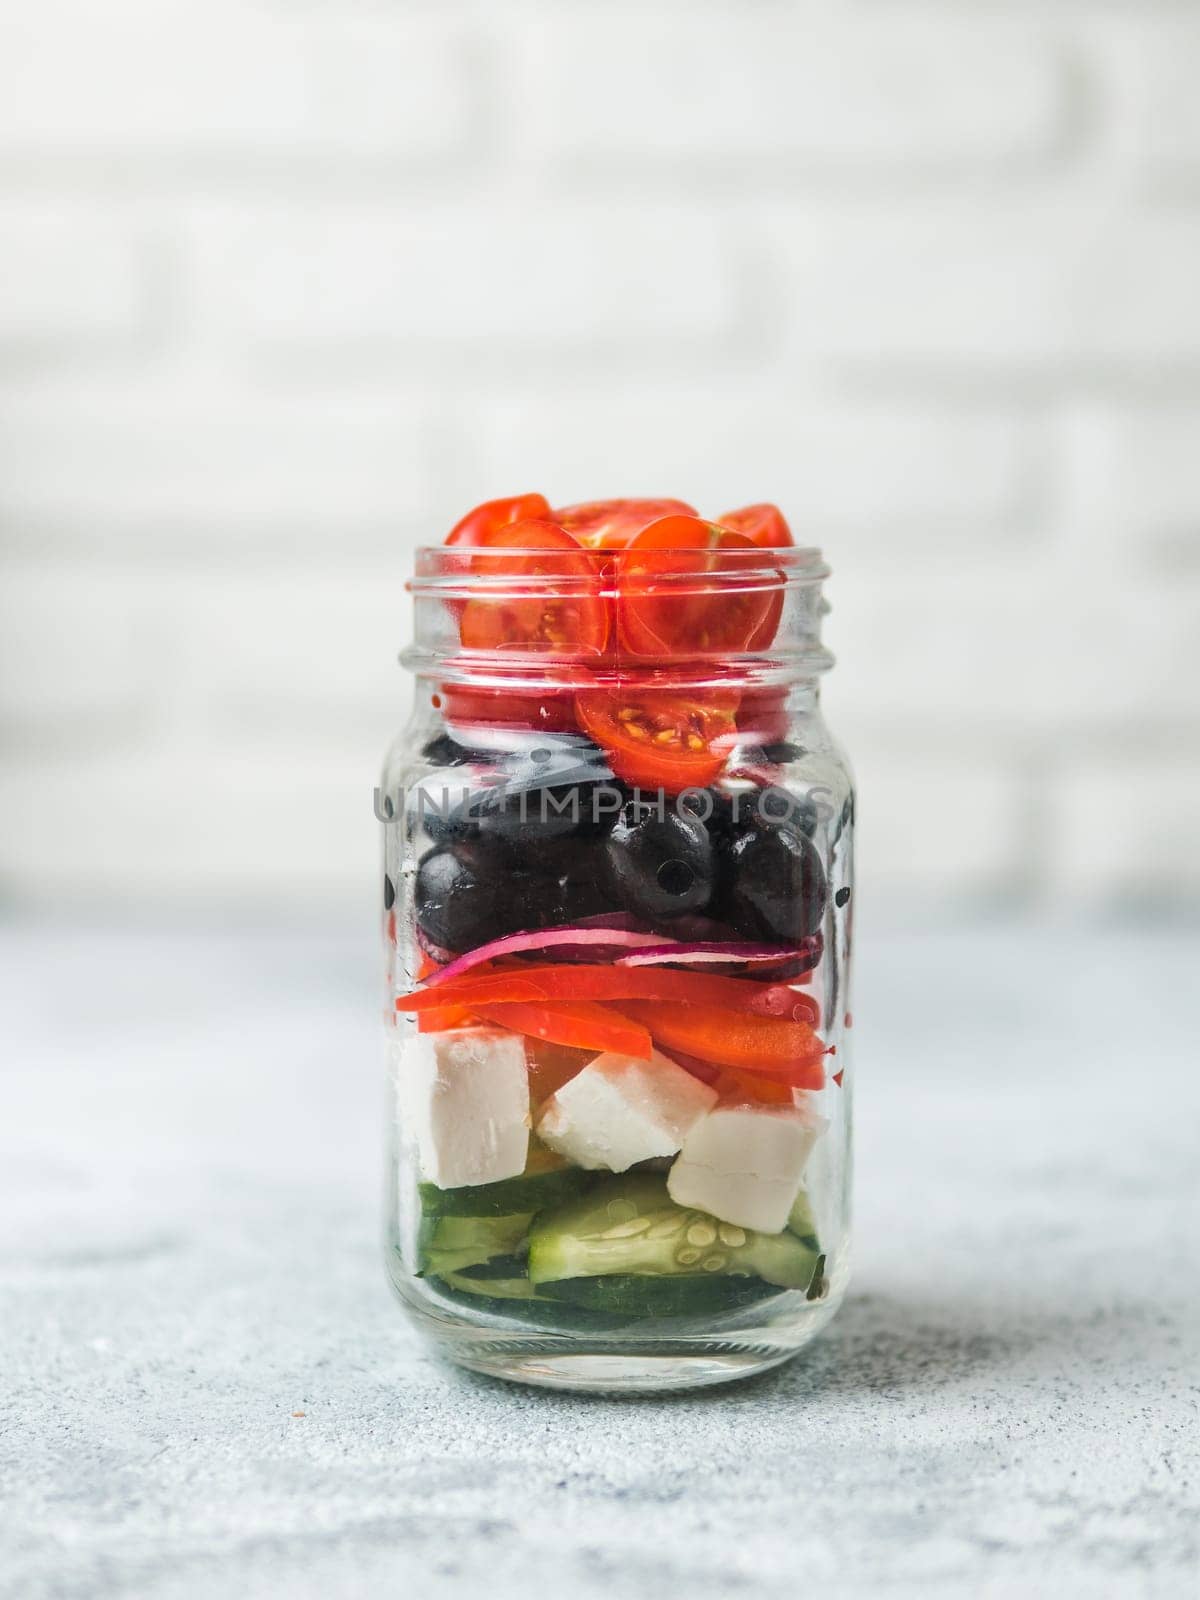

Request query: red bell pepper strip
[
  {"left": 418, "top": 1002, "right": 479, "bottom": 1033},
  {"left": 615, "top": 1000, "right": 825, "bottom": 1088},
  {"left": 395, "top": 964, "right": 818, "bottom": 1022},
  {"left": 667, "top": 1046, "right": 797, "bottom": 1107},
  {"left": 411, "top": 954, "right": 476, "bottom": 1033},
  {"left": 468, "top": 1000, "right": 654, "bottom": 1061}
]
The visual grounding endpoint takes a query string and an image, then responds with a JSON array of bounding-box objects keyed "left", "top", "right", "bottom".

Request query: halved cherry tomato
[
  {"left": 553, "top": 498, "right": 698, "bottom": 551},
  {"left": 715, "top": 508, "right": 790, "bottom": 650},
  {"left": 469, "top": 1000, "right": 652, "bottom": 1060},
  {"left": 446, "top": 493, "right": 551, "bottom": 547},
  {"left": 575, "top": 688, "right": 739, "bottom": 793},
  {"left": 718, "top": 503, "right": 795, "bottom": 550},
  {"left": 714, "top": 510, "right": 789, "bottom": 651},
  {"left": 617, "top": 516, "right": 777, "bottom": 658},
  {"left": 440, "top": 685, "right": 580, "bottom": 734},
  {"left": 616, "top": 1000, "right": 825, "bottom": 1086},
  {"left": 396, "top": 964, "right": 819, "bottom": 1022},
  {"left": 458, "top": 520, "right": 609, "bottom": 656}
]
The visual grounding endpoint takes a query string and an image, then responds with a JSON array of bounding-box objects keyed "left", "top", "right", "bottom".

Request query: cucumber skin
[
  {"left": 439, "top": 1270, "right": 545, "bottom": 1302},
  {"left": 418, "top": 1166, "right": 595, "bottom": 1220},
  {"left": 429, "top": 1270, "right": 787, "bottom": 1330},
  {"left": 450, "top": 1257, "right": 782, "bottom": 1313},
  {"left": 539, "top": 1273, "right": 783, "bottom": 1317},
  {"left": 451, "top": 1253, "right": 534, "bottom": 1282},
  {"left": 416, "top": 1165, "right": 599, "bottom": 1277}
]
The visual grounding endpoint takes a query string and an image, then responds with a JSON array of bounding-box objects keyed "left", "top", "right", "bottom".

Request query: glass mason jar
[{"left": 381, "top": 513, "right": 854, "bottom": 1391}]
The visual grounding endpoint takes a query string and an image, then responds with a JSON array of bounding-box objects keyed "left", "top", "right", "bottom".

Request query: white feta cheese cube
[
  {"left": 535, "top": 1049, "right": 717, "bottom": 1173},
  {"left": 667, "top": 1101, "right": 827, "bottom": 1233},
  {"left": 398, "top": 1029, "right": 529, "bottom": 1188}
]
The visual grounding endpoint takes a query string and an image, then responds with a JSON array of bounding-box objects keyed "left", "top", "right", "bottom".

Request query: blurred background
[{"left": 2, "top": 0, "right": 1199, "bottom": 923}]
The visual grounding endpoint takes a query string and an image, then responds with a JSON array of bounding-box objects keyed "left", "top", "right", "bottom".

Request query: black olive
[
  {"left": 765, "top": 741, "right": 806, "bottom": 764},
  {"left": 434, "top": 780, "right": 613, "bottom": 872},
  {"left": 414, "top": 848, "right": 544, "bottom": 951},
  {"left": 483, "top": 783, "right": 603, "bottom": 852},
  {"left": 757, "top": 788, "right": 818, "bottom": 837},
  {"left": 420, "top": 732, "right": 491, "bottom": 768},
  {"left": 415, "top": 849, "right": 487, "bottom": 952},
  {"left": 723, "top": 823, "right": 827, "bottom": 943},
  {"left": 603, "top": 801, "right": 714, "bottom": 922},
  {"left": 416, "top": 847, "right": 624, "bottom": 953},
  {"left": 555, "top": 871, "right": 622, "bottom": 925}
]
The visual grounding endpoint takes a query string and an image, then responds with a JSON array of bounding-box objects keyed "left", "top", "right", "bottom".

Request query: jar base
[
  {"left": 448, "top": 1344, "right": 795, "bottom": 1393},
  {"left": 389, "top": 1256, "right": 848, "bottom": 1394}
]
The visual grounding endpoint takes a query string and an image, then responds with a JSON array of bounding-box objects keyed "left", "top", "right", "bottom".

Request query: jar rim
[
  {"left": 408, "top": 543, "right": 830, "bottom": 600},
  {"left": 403, "top": 539, "right": 834, "bottom": 684}
]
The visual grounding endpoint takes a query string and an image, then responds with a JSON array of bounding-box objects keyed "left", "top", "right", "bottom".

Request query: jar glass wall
[{"left": 382, "top": 515, "right": 854, "bottom": 1391}]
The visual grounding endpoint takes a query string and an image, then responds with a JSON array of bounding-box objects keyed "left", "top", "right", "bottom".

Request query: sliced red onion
[
  {"left": 616, "top": 932, "right": 822, "bottom": 980},
  {"left": 618, "top": 942, "right": 796, "bottom": 968},
  {"left": 414, "top": 925, "right": 456, "bottom": 966},
  {"left": 424, "top": 925, "right": 675, "bottom": 987}
]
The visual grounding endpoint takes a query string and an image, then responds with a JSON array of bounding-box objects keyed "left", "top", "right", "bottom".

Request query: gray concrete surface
[{"left": 2, "top": 919, "right": 1197, "bottom": 1599}]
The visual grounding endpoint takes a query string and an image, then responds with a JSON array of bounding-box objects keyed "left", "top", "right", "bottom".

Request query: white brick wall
[
  {"left": 191, "top": 204, "right": 741, "bottom": 354},
  {"left": 0, "top": 207, "right": 152, "bottom": 348},
  {"left": 512, "top": 15, "right": 1067, "bottom": 170},
  {"left": 0, "top": 14, "right": 478, "bottom": 159},
  {"left": 1, "top": 0, "right": 1198, "bottom": 917}
]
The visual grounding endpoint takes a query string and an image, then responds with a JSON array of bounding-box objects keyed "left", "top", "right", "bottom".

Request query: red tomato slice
[
  {"left": 554, "top": 498, "right": 698, "bottom": 551},
  {"left": 617, "top": 516, "right": 777, "bottom": 658},
  {"left": 669, "top": 1048, "right": 798, "bottom": 1106},
  {"left": 412, "top": 954, "right": 476, "bottom": 1032},
  {"left": 575, "top": 688, "right": 739, "bottom": 793},
  {"left": 469, "top": 1000, "right": 653, "bottom": 1060},
  {"left": 417, "top": 1001, "right": 478, "bottom": 1033},
  {"left": 718, "top": 503, "right": 795, "bottom": 550},
  {"left": 446, "top": 493, "right": 551, "bottom": 547},
  {"left": 716, "top": 1066, "right": 798, "bottom": 1105},
  {"left": 617, "top": 1000, "right": 825, "bottom": 1087},
  {"left": 716, "top": 507, "right": 790, "bottom": 651},
  {"left": 458, "top": 520, "right": 609, "bottom": 656},
  {"left": 396, "top": 964, "right": 819, "bottom": 1020},
  {"left": 439, "top": 685, "right": 580, "bottom": 734}
]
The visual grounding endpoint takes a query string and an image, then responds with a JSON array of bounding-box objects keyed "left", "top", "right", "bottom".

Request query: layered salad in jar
[{"left": 384, "top": 495, "right": 852, "bottom": 1338}]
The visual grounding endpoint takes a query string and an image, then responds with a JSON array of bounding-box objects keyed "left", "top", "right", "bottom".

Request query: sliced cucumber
[
  {"left": 528, "top": 1174, "right": 821, "bottom": 1291},
  {"left": 452, "top": 1253, "right": 532, "bottom": 1281},
  {"left": 439, "top": 1269, "right": 544, "bottom": 1301},
  {"left": 428, "top": 1274, "right": 611, "bottom": 1331},
  {"left": 787, "top": 1188, "right": 820, "bottom": 1252},
  {"left": 538, "top": 1273, "right": 781, "bottom": 1317},
  {"left": 418, "top": 1212, "right": 532, "bottom": 1276},
  {"left": 417, "top": 1144, "right": 595, "bottom": 1221}
]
